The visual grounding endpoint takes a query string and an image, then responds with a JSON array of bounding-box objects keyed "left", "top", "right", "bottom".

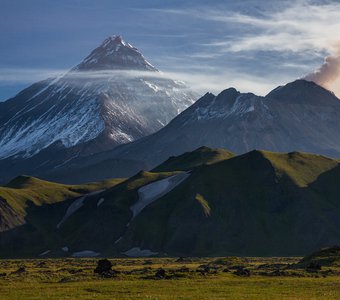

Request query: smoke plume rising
[{"left": 304, "top": 48, "right": 340, "bottom": 96}]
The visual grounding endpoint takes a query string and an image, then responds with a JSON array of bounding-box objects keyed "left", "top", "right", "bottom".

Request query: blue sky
[{"left": 1, "top": 0, "right": 340, "bottom": 101}]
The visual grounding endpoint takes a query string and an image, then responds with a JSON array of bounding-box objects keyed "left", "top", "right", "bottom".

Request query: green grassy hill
[
  {"left": 153, "top": 146, "right": 234, "bottom": 172},
  {"left": 0, "top": 176, "right": 124, "bottom": 256},
  {"left": 0, "top": 175, "right": 124, "bottom": 230},
  {"left": 0, "top": 147, "right": 339, "bottom": 257},
  {"left": 116, "top": 150, "right": 340, "bottom": 256}
]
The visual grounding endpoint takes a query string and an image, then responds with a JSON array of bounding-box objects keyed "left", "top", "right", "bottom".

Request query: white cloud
[
  {"left": 147, "top": 1, "right": 340, "bottom": 55},
  {"left": 137, "top": 1, "right": 340, "bottom": 97},
  {"left": 202, "top": 1, "right": 340, "bottom": 55},
  {"left": 0, "top": 68, "right": 66, "bottom": 83},
  {"left": 0, "top": 66, "right": 285, "bottom": 98}
]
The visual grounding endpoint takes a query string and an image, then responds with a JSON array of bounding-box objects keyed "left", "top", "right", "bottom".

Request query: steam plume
[{"left": 304, "top": 50, "right": 340, "bottom": 91}]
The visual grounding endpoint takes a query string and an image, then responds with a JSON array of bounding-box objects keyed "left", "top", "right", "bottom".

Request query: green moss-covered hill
[
  {"left": 0, "top": 147, "right": 340, "bottom": 257},
  {"left": 153, "top": 146, "right": 234, "bottom": 172},
  {"left": 116, "top": 150, "right": 340, "bottom": 256},
  {"left": 0, "top": 176, "right": 123, "bottom": 256}
]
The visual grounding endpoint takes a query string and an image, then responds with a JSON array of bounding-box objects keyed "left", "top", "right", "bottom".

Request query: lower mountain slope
[
  {"left": 0, "top": 176, "right": 123, "bottom": 246},
  {"left": 0, "top": 147, "right": 339, "bottom": 257}
]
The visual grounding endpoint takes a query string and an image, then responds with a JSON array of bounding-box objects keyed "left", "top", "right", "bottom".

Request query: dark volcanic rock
[
  {"left": 94, "top": 259, "right": 113, "bottom": 274},
  {"left": 196, "top": 264, "right": 218, "bottom": 275},
  {"left": 94, "top": 259, "right": 119, "bottom": 277},
  {"left": 12, "top": 266, "right": 26, "bottom": 274},
  {"left": 233, "top": 266, "right": 251, "bottom": 277},
  {"left": 155, "top": 268, "right": 166, "bottom": 279}
]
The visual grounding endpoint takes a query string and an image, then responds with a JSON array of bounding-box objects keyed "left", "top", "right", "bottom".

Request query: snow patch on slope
[
  {"left": 72, "top": 250, "right": 100, "bottom": 257},
  {"left": 130, "top": 172, "right": 190, "bottom": 218},
  {"left": 57, "top": 190, "right": 104, "bottom": 229},
  {"left": 144, "top": 80, "right": 161, "bottom": 92},
  {"left": 227, "top": 95, "right": 257, "bottom": 116},
  {"left": 97, "top": 198, "right": 105, "bottom": 207},
  {"left": 123, "top": 247, "right": 158, "bottom": 257},
  {"left": 0, "top": 80, "right": 105, "bottom": 159},
  {"left": 39, "top": 250, "right": 51, "bottom": 256},
  {"left": 109, "top": 128, "right": 134, "bottom": 143},
  {"left": 190, "top": 93, "right": 271, "bottom": 123}
]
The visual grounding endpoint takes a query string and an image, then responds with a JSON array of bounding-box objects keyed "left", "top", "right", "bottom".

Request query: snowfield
[
  {"left": 72, "top": 250, "right": 100, "bottom": 257},
  {"left": 57, "top": 190, "right": 104, "bottom": 229},
  {"left": 131, "top": 172, "right": 190, "bottom": 218},
  {"left": 97, "top": 198, "right": 105, "bottom": 207},
  {"left": 123, "top": 247, "right": 158, "bottom": 257},
  {"left": 39, "top": 250, "right": 51, "bottom": 256}
]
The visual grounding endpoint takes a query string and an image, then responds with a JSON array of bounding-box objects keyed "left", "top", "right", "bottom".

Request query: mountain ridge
[{"left": 90, "top": 79, "right": 340, "bottom": 174}]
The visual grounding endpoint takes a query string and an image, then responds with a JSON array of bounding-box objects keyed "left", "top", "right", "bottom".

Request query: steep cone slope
[
  {"left": 74, "top": 35, "right": 157, "bottom": 72},
  {"left": 0, "top": 35, "right": 196, "bottom": 184},
  {"left": 1, "top": 147, "right": 340, "bottom": 257}
]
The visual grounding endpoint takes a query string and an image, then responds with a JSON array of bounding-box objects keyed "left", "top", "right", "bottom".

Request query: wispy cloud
[
  {"left": 133, "top": 0, "right": 340, "bottom": 96},
  {"left": 145, "top": 1, "right": 340, "bottom": 55},
  {"left": 205, "top": 2, "right": 340, "bottom": 55},
  {"left": 2, "top": 1, "right": 340, "bottom": 101},
  {"left": 0, "top": 67, "right": 283, "bottom": 98},
  {"left": 0, "top": 68, "right": 66, "bottom": 83}
]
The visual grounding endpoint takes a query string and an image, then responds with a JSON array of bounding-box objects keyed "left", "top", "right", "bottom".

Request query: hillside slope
[
  {"left": 0, "top": 148, "right": 339, "bottom": 257},
  {"left": 0, "top": 176, "right": 123, "bottom": 232}
]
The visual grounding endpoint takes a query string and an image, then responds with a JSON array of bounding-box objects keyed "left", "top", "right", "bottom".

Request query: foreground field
[{"left": 0, "top": 257, "right": 339, "bottom": 299}]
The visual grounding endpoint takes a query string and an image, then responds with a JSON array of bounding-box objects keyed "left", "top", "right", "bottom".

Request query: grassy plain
[{"left": 0, "top": 256, "right": 339, "bottom": 299}]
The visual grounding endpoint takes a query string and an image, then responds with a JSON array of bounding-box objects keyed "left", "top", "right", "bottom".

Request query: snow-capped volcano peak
[
  {"left": 0, "top": 35, "right": 196, "bottom": 166},
  {"left": 74, "top": 35, "right": 157, "bottom": 72},
  {"left": 102, "top": 35, "right": 132, "bottom": 48}
]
